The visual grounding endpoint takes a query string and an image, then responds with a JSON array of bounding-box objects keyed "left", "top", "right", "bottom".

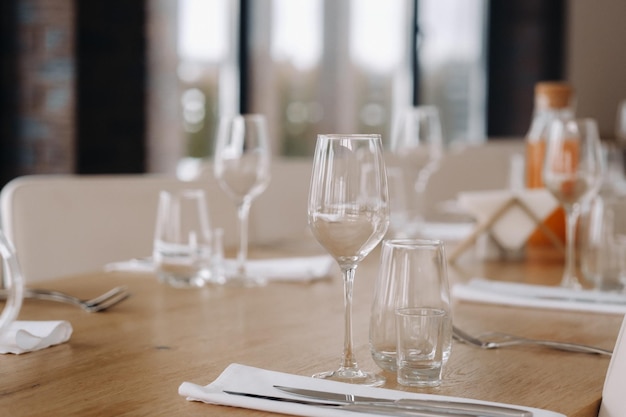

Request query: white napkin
[
  {"left": 457, "top": 189, "right": 558, "bottom": 250},
  {"left": 105, "top": 255, "right": 335, "bottom": 283},
  {"left": 179, "top": 363, "right": 563, "bottom": 417},
  {"left": 0, "top": 320, "right": 73, "bottom": 354},
  {"left": 453, "top": 278, "right": 626, "bottom": 315}
]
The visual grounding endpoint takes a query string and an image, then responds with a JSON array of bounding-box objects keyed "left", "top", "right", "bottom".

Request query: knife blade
[
  {"left": 224, "top": 390, "right": 479, "bottom": 416},
  {"left": 272, "top": 385, "right": 533, "bottom": 417}
]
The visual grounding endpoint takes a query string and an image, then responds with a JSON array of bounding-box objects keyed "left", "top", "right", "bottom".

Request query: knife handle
[{"left": 393, "top": 399, "right": 533, "bottom": 417}]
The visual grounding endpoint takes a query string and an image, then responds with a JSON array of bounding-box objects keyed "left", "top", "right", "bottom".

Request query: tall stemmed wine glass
[
  {"left": 308, "top": 134, "right": 390, "bottom": 386},
  {"left": 214, "top": 114, "right": 271, "bottom": 286},
  {"left": 543, "top": 118, "right": 604, "bottom": 289},
  {"left": 388, "top": 105, "right": 443, "bottom": 237}
]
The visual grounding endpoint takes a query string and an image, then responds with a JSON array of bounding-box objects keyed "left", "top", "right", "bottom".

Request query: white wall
[{"left": 567, "top": 0, "right": 626, "bottom": 139}]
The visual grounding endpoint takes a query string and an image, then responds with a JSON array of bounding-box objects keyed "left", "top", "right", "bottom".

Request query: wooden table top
[{"left": 1, "top": 246, "right": 622, "bottom": 417}]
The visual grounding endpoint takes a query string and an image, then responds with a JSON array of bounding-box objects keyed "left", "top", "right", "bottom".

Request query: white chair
[
  {"left": 423, "top": 139, "right": 526, "bottom": 220},
  {"left": 599, "top": 315, "right": 626, "bottom": 417},
  {"left": 0, "top": 158, "right": 314, "bottom": 282}
]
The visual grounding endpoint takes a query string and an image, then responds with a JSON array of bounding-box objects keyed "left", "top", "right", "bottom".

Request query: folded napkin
[
  {"left": 0, "top": 320, "right": 73, "bottom": 354},
  {"left": 453, "top": 278, "right": 626, "bottom": 315},
  {"left": 457, "top": 189, "right": 558, "bottom": 250},
  {"left": 179, "top": 363, "right": 564, "bottom": 417},
  {"left": 105, "top": 255, "right": 335, "bottom": 283}
]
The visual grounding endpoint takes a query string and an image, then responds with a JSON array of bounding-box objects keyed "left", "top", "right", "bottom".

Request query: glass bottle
[{"left": 525, "top": 81, "right": 575, "bottom": 261}]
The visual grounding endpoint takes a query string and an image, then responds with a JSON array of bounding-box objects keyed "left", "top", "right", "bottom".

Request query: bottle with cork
[{"left": 525, "top": 81, "right": 575, "bottom": 262}]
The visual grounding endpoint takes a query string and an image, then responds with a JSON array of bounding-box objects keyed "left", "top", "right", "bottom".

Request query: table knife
[
  {"left": 224, "top": 390, "right": 480, "bottom": 416},
  {"left": 273, "top": 385, "right": 533, "bottom": 417}
]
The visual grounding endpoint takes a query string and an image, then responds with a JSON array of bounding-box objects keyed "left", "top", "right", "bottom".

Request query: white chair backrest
[
  {"left": 0, "top": 158, "right": 314, "bottom": 282},
  {"left": 423, "top": 140, "right": 525, "bottom": 219},
  {"left": 599, "top": 315, "right": 626, "bottom": 417}
]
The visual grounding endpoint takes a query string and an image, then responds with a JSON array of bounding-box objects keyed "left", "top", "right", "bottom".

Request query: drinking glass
[
  {"left": 214, "top": 114, "right": 271, "bottom": 287},
  {"left": 370, "top": 239, "right": 452, "bottom": 373},
  {"left": 308, "top": 133, "right": 390, "bottom": 386},
  {"left": 543, "top": 118, "right": 604, "bottom": 289},
  {"left": 387, "top": 106, "right": 444, "bottom": 237},
  {"left": 153, "top": 189, "right": 213, "bottom": 288}
]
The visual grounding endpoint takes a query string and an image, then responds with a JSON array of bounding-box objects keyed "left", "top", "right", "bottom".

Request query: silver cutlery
[
  {"left": 453, "top": 325, "right": 612, "bottom": 356},
  {"left": 0, "top": 286, "right": 130, "bottom": 313},
  {"left": 225, "top": 390, "right": 481, "bottom": 417},
  {"left": 271, "top": 386, "right": 532, "bottom": 417}
]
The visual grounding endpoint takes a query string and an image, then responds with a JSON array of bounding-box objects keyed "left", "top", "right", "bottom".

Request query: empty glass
[
  {"left": 214, "top": 114, "right": 271, "bottom": 287},
  {"left": 387, "top": 106, "right": 444, "bottom": 237},
  {"left": 370, "top": 239, "right": 452, "bottom": 374},
  {"left": 543, "top": 118, "right": 604, "bottom": 289},
  {"left": 153, "top": 189, "right": 213, "bottom": 288},
  {"left": 581, "top": 194, "right": 626, "bottom": 291},
  {"left": 0, "top": 230, "right": 24, "bottom": 334},
  {"left": 395, "top": 307, "right": 446, "bottom": 387}
]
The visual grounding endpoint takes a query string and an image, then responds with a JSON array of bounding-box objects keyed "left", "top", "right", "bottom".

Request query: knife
[
  {"left": 272, "top": 385, "right": 533, "bottom": 417},
  {"left": 224, "top": 390, "right": 480, "bottom": 416}
]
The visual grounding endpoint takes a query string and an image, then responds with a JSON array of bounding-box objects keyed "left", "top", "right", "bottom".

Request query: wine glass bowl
[
  {"left": 308, "top": 134, "right": 390, "bottom": 386},
  {"left": 214, "top": 114, "right": 271, "bottom": 286},
  {"left": 543, "top": 118, "right": 604, "bottom": 289}
]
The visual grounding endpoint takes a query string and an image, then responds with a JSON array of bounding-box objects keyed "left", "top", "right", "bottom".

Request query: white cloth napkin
[
  {"left": 105, "top": 255, "right": 335, "bottom": 283},
  {"left": 457, "top": 189, "right": 558, "bottom": 250},
  {"left": 0, "top": 320, "right": 73, "bottom": 354},
  {"left": 453, "top": 278, "right": 626, "bottom": 315},
  {"left": 179, "top": 363, "right": 564, "bottom": 417}
]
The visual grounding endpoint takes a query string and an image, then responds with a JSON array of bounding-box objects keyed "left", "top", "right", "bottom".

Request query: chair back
[{"left": 0, "top": 158, "right": 313, "bottom": 282}]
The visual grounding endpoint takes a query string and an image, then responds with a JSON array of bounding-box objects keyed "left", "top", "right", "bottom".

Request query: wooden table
[{"left": 1, "top": 247, "right": 622, "bottom": 417}]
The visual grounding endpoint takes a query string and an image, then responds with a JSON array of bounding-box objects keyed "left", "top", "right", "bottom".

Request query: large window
[{"left": 147, "top": 0, "right": 488, "bottom": 173}]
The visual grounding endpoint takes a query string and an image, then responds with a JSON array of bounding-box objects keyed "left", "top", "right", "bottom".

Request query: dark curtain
[{"left": 487, "top": 0, "right": 566, "bottom": 137}]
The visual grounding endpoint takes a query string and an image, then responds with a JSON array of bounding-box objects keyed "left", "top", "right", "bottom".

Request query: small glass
[
  {"left": 153, "top": 189, "right": 212, "bottom": 288},
  {"left": 395, "top": 307, "right": 446, "bottom": 387}
]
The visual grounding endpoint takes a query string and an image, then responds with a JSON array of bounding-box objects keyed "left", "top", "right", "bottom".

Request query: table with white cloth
[{"left": 0, "top": 246, "right": 621, "bottom": 417}]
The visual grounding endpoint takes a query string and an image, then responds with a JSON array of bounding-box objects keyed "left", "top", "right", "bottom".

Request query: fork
[
  {"left": 0, "top": 286, "right": 130, "bottom": 313},
  {"left": 453, "top": 325, "right": 613, "bottom": 356}
]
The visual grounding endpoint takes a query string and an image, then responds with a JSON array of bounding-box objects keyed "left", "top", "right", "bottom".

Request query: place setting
[{"left": 176, "top": 133, "right": 574, "bottom": 417}]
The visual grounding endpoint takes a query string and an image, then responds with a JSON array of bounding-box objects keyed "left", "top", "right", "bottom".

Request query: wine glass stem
[
  {"left": 340, "top": 266, "right": 358, "bottom": 370},
  {"left": 562, "top": 205, "right": 582, "bottom": 289},
  {"left": 236, "top": 200, "right": 252, "bottom": 276}
]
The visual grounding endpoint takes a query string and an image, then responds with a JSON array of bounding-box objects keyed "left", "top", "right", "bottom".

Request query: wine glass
[
  {"left": 214, "top": 114, "right": 271, "bottom": 286},
  {"left": 387, "top": 105, "right": 444, "bottom": 237},
  {"left": 543, "top": 118, "right": 604, "bottom": 289},
  {"left": 308, "top": 133, "right": 390, "bottom": 386}
]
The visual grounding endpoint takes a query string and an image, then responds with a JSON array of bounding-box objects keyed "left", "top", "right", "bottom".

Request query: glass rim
[
  {"left": 317, "top": 133, "right": 382, "bottom": 140},
  {"left": 395, "top": 307, "right": 446, "bottom": 317},
  {"left": 383, "top": 238, "right": 444, "bottom": 249}
]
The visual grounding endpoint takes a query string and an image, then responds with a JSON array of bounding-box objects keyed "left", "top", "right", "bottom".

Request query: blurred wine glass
[
  {"left": 543, "top": 118, "right": 604, "bottom": 289},
  {"left": 387, "top": 105, "right": 444, "bottom": 237},
  {"left": 308, "top": 134, "right": 389, "bottom": 386},
  {"left": 213, "top": 114, "right": 271, "bottom": 287}
]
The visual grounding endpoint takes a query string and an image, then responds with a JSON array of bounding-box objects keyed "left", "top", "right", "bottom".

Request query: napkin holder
[{"left": 449, "top": 190, "right": 565, "bottom": 263}]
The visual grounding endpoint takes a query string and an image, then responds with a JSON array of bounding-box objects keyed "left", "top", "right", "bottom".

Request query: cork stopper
[{"left": 535, "top": 81, "right": 574, "bottom": 109}]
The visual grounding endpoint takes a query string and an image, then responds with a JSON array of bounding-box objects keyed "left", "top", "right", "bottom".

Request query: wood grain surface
[{"left": 0, "top": 246, "right": 621, "bottom": 417}]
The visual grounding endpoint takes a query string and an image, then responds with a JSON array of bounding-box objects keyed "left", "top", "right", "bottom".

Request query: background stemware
[
  {"left": 214, "top": 114, "right": 272, "bottom": 287},
  {"left": 387, "top": 105, "right": 444, "bottom": 237},
  {"left": 308, "top": 133, "right": 389, "bottom": 386},
  {"left": 543, "top": 118, "right": 604, "bottom": 289}
]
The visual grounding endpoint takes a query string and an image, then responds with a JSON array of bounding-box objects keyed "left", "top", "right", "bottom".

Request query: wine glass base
[
  {"left": 559, "top": 275, "right": 583, "bottom": 290},
  {"left": 312, "top": 368, "right": 385, "bottom": 387}
]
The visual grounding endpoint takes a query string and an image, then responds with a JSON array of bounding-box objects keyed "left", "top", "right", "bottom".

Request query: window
[{"left": 147, "top": 0, "right": 488, "bottom": 173}]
